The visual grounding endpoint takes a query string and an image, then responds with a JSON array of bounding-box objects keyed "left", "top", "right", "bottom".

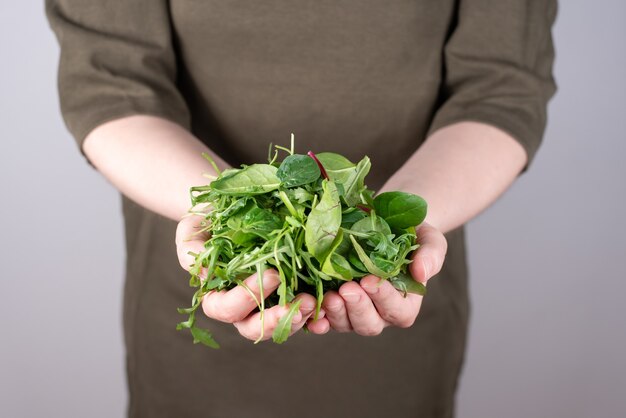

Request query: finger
[
  {"left": 360, "top": 275, "right": 421, "bottom": 328},
  {"left": 233, "top": 304, "right": 303, "bottom": 342},
  {"left": 175, "top": 215, "right": 210, "bottom": 272},
  {"left": 339, "top": 281, "right": 387, "bottom": 336},
  {"left": 202, "top": 270, "right": 280, "bottom": 323},
  {"left": 322, "top": 291, "right": 352, "bottom": 332},
  {"left": 410, "top": 222, "right": 448, "bottom": 283},
  {"left": 288, "top": 293, "right": 318, "bottom": 335},
  {"left": 306, "top": 317, "right": 330, "bottom": 335}
]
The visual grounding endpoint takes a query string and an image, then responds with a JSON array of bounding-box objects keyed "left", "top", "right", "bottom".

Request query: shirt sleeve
[
  {"left": 46, "top": 0, "right": 190, "bottom": 151},
  {"left": 427, "top": 0, "right": 558, "bottom": 168}
]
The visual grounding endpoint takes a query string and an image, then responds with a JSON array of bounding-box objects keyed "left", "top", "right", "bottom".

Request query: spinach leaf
[
  {"left": 341, "top": 208, "right": 366, "bottom": 228},
  {"left": 277, "top": 154, "right": 321, "bottom": 187},
  {"left": 316, "top": 152, "right": 356, "bottom": 185},
  {"left": 373, "top": 191, "right": 427, "bottom": 229},
  {"left": 351, "top": 212, "right": 392, "bottom": 236},
  {"left": 211, "top": 164, "right": 281, "bottom": 195}
]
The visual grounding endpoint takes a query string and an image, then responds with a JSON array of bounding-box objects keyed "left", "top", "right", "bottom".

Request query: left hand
[{"left": 306, "top": 222, "right": 447, "bottom": 335}]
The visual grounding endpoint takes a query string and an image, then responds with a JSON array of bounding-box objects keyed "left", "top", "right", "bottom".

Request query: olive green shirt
[{"left": 47, "top": 1, "right": 556, "bottom": 417}]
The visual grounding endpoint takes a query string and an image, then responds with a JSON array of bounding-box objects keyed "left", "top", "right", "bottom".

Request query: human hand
[
  {"left": 306, "top": 222, "right": 447, "bottom": 335},
  {"left": 175, "top": 214, "right": 321, "bottom": 342}
]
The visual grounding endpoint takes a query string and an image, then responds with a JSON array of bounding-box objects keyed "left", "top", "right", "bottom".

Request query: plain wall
[{"left": 1, "top": 1, "right": 624, "bottom": 417}]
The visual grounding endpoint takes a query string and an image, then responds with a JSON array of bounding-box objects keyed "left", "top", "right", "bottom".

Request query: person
[{"left": 46, "top": 1, "right": 557, "bottom": 417}]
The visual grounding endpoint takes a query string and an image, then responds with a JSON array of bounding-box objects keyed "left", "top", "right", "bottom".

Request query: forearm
[
  {"left": 380, "top": 121, "right": 528, "bottom": 234},
  {"left": 83, "top": 115, "right": 229, "bottom": 221}
]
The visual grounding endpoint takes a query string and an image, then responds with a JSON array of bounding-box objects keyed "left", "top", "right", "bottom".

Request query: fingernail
[
  {"left": 342, "top": 293, "right": 361, "bottom": 303},
  {"left": 291, "top": 311, "right": 303, "bottom": 323},
  {"left": 326, "top": 303, "right": 341, "bottom": 313},
  {"left": 299, "top": 303, "right": 316, "bottom": 315}
]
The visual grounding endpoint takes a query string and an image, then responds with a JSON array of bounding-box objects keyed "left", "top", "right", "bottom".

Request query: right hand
[{"left": 175, "top": 215, "right": 329, "bottom": 341}]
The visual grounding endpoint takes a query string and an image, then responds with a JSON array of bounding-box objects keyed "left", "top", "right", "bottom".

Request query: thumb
[{"left": 409, "top": 222, "right": 448, "bottom": 284}]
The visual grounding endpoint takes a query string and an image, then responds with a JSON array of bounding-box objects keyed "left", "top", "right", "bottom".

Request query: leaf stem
[
  {"left": 278, "top": 190, "right": 299, "bottom": 219},
  {"left": 202, "top": 152, "right": 222, "bottom": 176},
  {"left": 307, "top": 151, "right": 329, "bottom": 180}
]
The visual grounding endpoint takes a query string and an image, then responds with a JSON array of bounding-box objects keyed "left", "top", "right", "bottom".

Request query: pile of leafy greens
[{"left": 177, "top": 140, "right": 427, "bottom": 348}]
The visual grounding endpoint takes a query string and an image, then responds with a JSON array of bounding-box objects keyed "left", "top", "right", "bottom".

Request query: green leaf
[
  {"left": 277, "top": 154, "right": 321, "bottom": 187},
  {"left": 389, "top": 270, "right": 427, "bottom": 296},
  {"left": 176, "top": 312, "right": 195, "bottom": 330},
  {"left": 242, "top": 207, "right": 283, "bottom": 238},
  {"left": 342, "top": 156, "right": 371, "bottom": 207},
  {"left": 190, "top": 327, "right": 220, "bottom": 349},
  {"left": 371, "top": 253, "right": 396, "bottom": 274},
  {"left": 334, "top": 229, "right": 352, "bottom": 256},
  {"left": 373, "top": 191, "right": 427, "bottom": 229},
  {"left": 361, "top": 189, "right": 376, "bottom": 208},
  {"left": 225, "top": 210, "right": 258, "bottom": 245},
  {"left": 341, "top": 208, "right": 367, "bottom": 228},
  {"left": 315, "top": 278, "right": 324, "bottom": 320},
  {"left": 351, "top": 212, "right": 392, "bottom": 236},
  {"left": 210, "top": 164, "right": 281, "bottom": 195},
  {"left": 320, "top": 229, "right": 352, "bottom": 280},
  {"left": 322, "top": 253, "right": 355, "bottom": 280},
  {"left": 218, "top": 197, "right": 250, "bottom": 219},
  {"left": 288, "top": 187, "right": 314, "bottom": 204},
  {"left": 305, "top": 180, "right": 342, "bottom": 262},
  {"left": 348, "top": 249, "right": 368, "bottom": 273},
  {"left": 224, "top": 204, "right": 282, "bottom": 245},
  {"left": 272, "top": 299, "right": 302, "bottom": 344},
  {"left": 349, "top": 234, "right": 392, "bottom": 278},
  {"left": 315, "top": 152, "right": 356, "bottom": 184}
]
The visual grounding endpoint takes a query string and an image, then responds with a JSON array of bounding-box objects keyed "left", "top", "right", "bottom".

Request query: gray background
[{"left": 1, "top": 1, "right": 624, "bottom": 417}]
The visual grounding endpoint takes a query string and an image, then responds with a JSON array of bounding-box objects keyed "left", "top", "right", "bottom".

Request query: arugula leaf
[
  {"left": 348, "top": 249, "right": 368, "bottom": 273},
  {"left": 389, "top": 270, "right": 427, "bottom": 296},
  {"left": 272, "top": 299, "right": 302, "bottom": 344},
  {"left": 191, "top": 327, "right": 220, "bottom": 349},
  {"left": 349, "top": 234, "right": 392, "bottom": 278}
]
